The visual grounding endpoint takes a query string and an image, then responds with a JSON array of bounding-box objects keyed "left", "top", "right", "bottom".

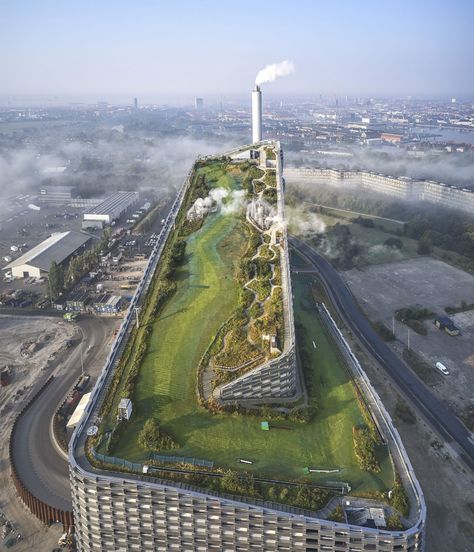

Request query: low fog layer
[
  {"left": 286, "top": 147, "right": 474, "bottom": 189},
  {"left": 0, "top": 134, "right": 237, "bottom": 207}
]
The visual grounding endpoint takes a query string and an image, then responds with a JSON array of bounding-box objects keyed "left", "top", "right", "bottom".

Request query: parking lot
[{"left": 344, "top": 257, "right": 474, "bottom": 423}]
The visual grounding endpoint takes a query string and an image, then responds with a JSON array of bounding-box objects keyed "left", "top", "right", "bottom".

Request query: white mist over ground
[
  {"left": 187, "top": 187, "right": 247, "bottom": 220},
  {"left": 255, "top": 60, "right": 295, "bottom": 86},
  {"left": 287, "top": 205, "right": 327, "bottom": 237},
  {"left": 0, "top": 136, "right": 237, "bottom": 210}
]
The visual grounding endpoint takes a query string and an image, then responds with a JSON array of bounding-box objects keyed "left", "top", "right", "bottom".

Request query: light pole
[
  {"left": 76, "top": 323, "right": 85, "bottom": 376},
  {"left": 134, "top": 307, "right": 141, "bottom": 329}
]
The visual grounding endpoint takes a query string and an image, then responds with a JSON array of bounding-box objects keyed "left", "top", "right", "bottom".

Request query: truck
[
  {"left": 75, "top": 374, "right": 91, "bottom": 393},
  {"left": 63, "top": 312, "right": 79, "bottom": 322}
]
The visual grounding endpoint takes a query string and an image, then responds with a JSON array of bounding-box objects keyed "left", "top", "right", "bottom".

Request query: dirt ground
[
  {"left": 0, "top": 316, "right": 75, "bottom": 422},
  {"left": 344, "top": 257, "right": 474, "bottom": 421},
  {"left": 93, "top": 258, "right": 147, "bottom": 297},
  {"left": 0, "top": 315, "right": 76, "bottom": 552}
]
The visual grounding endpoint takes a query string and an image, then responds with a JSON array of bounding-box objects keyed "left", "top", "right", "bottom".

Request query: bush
[
  {"left": 373, "top": 321, "right": 395, "bottom": 341},
  {"left": 138, "top": 418, "right": 178, "bottom": 452},
  {"left": 386, "top": 513, "right": 404, "bottom": 530},
  {"left": 355, "top": 216, "right": 375, "bottom": 228},
  {"left": 293, "top": 485, "right": 332, "bottom": 511},
  {"left": 220, "top": 471, "right": 258, "bottom": 497},
  {"left": 327, "top": 505, "right": 345, "bottom": 522},
  {"left": 384, "top": 237, "right": 403, "bottom": 249},
  {"left": 417, "top": 239, "right": 431, "bottom": 255},
  {"left": 262, "top": 187, "right": 277, "bottom": 205},
  {"left": 264, "top": 169, "right": 277, "bottom": 188},
  {"left": 394, "top": 400, "right": 416, "bottom": 424},
  {"left": 247, "top": 278, "right": 272, "bottom": 302},
  {"left": 390, "top": 479, "right": 409, "bottom": 517},
  {"left": 249, "top": 302, "right": 263, "bottom": 319},
  {"left": 352, "top": 425, "right": 381, "bottom": 473}
]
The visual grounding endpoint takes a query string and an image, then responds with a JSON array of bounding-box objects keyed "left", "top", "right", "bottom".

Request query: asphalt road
[
  {"left": 289, "top": 236, "right": 474, "bottom": 471},
  {"left": 11, "top": 316, "right": 113, "bottom": 510}
]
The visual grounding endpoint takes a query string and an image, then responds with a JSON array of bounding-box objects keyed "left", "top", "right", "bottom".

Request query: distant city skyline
[{"left": 1, "top": 0, "right": 473, "bottom": 99}]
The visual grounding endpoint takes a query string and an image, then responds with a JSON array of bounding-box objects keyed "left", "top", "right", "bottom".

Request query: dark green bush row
[
  {"left": 389, "top": 478, "right": 410, "bottom": 517},
  {"left": 352, "top": 425, "right": 381, "bottom": 473},
  {"left": 121, "top": 325, "right": 152, "bottom": 397}
]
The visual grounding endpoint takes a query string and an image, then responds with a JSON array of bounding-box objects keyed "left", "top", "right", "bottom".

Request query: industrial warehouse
[
  {"left": 3, "top": 231, "right": 91, "bottom": 279},
  {"left": 82, "top": 191, "right": 139, "bottom": 228}
]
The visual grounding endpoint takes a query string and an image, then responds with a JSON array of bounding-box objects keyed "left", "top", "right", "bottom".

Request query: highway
[
  {"left": 289, "top": 236, "right": 474, "bottom": 472},
  {"left": 11, "top": 316, "right": 113, "bottom": 510}
]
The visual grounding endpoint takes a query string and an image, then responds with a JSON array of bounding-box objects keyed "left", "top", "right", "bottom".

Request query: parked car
[{"left": 435, "top": 361, "right": 449, "bottom": 375}]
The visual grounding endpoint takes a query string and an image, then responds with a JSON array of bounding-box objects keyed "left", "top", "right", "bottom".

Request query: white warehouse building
[
  {"left": 3, "top": 231, "right": 91, "bottom": 279},
  {"left": 83, "top": 191, "right": 139, "bottom": 228}
]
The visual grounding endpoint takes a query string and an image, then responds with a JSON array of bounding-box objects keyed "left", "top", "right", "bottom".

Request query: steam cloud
[
  {"left": 255, "top": 60, "right": 295, "bottom": 86},
  {"left": 187, "top": 188, "right": 246, "bottom": 220}
]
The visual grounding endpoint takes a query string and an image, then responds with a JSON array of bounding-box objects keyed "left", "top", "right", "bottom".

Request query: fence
[
  {"left": 91, "top": 448, "right": 214, "bottom": 470},
  {"left": 9, "top": 376, "right": 74, "bottom": 530},
  {"left": 88, "top": 449, "right": 344, "bottom": 521},
  {"left": 318, "top": 302, "right": 426, "bottom": 529},
  {"left": 152, "top": 454, "right": 214, "bottom": 469}
]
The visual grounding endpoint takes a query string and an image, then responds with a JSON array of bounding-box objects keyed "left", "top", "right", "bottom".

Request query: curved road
[
  {"left": 289, "top": 236, "right": 474, "bottom": 471},
  {"left": 11, "top": 316, "right": 113, "bottom": 510}
]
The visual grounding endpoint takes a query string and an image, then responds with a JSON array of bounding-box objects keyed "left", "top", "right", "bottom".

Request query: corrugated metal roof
[
  {"left": 84, "top": 191, "right": 139, "bottom": 216},
  {"left": 3, "top": 231, "right": 92, "bottom": 272}
]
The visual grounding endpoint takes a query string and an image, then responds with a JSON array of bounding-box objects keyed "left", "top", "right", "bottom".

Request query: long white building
[
  {"left": 284, "top": 168, "right": 474, "bottom": 215},
  {"left": 83, "top": 191, "right": 139, "bottom": 228}
]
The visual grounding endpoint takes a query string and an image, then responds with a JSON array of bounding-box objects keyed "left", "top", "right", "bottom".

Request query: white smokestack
[
  {"left": 255, "top": 60, "right": 295, "bottom": 86},
  {"left": 252, "top": 85, "right": 262, "bottom": 143}
]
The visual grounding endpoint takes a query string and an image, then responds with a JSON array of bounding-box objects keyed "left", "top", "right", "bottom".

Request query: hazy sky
[{"left": 1, "top": 0, "right": 473, "bottom": 99}]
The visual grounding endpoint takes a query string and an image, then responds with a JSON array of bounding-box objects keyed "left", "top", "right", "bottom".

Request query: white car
[{"left": 435, "top": 362, "right": 449, "bottom": 375}]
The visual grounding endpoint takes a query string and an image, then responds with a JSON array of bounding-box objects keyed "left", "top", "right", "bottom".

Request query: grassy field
[
  {"left": 304, "top": 210, "right": 419, "bottom": 265},
  {"left": 111, "top": 162, "right": 393, "bottom": 492}
]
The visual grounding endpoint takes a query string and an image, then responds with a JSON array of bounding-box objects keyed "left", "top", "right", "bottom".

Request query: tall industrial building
[
  {"left": 195, "top": 97, "right": 204, "bottom": 109},
  {"left": 69, "top": 144, "right": 425, "bottom": 551},
  {"left": 252, "top": 85, "right": 262, "bottom": 143}
]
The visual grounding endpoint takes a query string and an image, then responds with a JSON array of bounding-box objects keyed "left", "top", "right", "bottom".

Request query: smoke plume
[{"left": 255, "top": 60, "right": 295, "bottom": 86}]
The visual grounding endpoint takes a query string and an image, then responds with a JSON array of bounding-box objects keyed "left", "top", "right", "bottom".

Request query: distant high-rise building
[
  {"left": 133, "top": 97, "right": 138, "bottom": 110},
  {"left": 195, "top": 97, "right": 204, "bottom": 109},
  {"left": 451, "top": 98, "right": 456, "bottom": 104}
]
